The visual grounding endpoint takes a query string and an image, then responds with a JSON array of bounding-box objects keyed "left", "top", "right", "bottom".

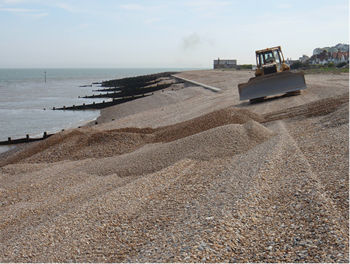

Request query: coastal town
[
  {"left": 293, "top": 43, "right": 349, "bottom": 65},
  {"left": 214, "top": 43, "right": 349, "bottom": 70}
]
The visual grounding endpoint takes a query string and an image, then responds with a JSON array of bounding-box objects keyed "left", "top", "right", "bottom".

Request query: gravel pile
[
  {"left": 78, "top": 121, "right": 273, "bottom": 178},
  {"left": 13, "top": 107, "right": 265, "bottom": 163},
  {"left": 23, "top": 129, "right": 151, "bottom": 163},
  {"left": 153, "top": 107, "right": 264, "bottom": 143}
]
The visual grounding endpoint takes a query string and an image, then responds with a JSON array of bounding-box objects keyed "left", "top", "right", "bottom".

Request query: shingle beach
[{"left": 0, "top": 70, "right": 348, "bottom": 262}]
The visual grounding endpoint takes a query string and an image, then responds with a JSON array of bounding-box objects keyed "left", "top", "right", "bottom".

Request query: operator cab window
[
  {"left": 264, "top": 52, "right": 275, "bottom": 64},
  {"left": 257, "top": 54, "right": 264, "bottom": 66},
  {"left": 273, "top": 50, "right": 281, "bottom": 64}
]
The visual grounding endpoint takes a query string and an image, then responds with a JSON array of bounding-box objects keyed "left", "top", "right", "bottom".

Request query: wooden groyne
[
  {"left": 101, "top": 72, "right": 177, "bottom": 88},
  {"left": 93, "top": 78, "right": 162, "bottom": 92},
  {"left": 0, "top": 132, "right": 53, "bottom": 145},
  {"left": 81, "top": 92, "right": 122, "bottom": 99},
  {"left": 53, "top": 94, "right": 150, "bottom": 110},
  {"left": 93, "top": 87, "right": 122, "bottom": 92},
  {"left": 52, "top": 71, "right": 180, "bottom": 111},
  {"left": 82, "top": 83, "right": 173, "bottom": 99}
]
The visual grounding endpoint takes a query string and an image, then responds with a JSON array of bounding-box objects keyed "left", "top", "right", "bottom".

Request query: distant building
[
  {"left": 299, "top": 55, "right": 309, "bottom": 63},
  {"left": 309, "top": 50, "right": 349, "bottom": 65},
  {"left": 286, "top": 58, "right": 298, "bottom": 65},
  {"left": 309, "top": 43, "right": 349, "bottom": 65},
  {"left": 213, "top": 58, "right": 237, "bottom": 69}
]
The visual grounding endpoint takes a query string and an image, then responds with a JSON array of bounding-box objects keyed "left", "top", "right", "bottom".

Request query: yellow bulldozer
[{"left": 238, "top": 46, "right": 307, "bottom": 103}]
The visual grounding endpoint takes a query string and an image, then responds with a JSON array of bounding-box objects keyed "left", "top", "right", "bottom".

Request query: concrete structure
[
  {"left": 213, "top": 58, "right": 237, "bottom": 69},
  {"left": 172, "top": 75, "right": 221, "bottom": 92}
]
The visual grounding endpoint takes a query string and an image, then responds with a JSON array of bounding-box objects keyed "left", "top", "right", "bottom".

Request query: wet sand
[{"left": 0, "top": 70, "right": 348, "bottom": 262}]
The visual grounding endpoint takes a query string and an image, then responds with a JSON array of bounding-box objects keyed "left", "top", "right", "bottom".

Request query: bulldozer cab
[
  {"left": 255, "top": 46, "right": 286, "bottom": 75},
  {"left": 256, "top": 46, "right": 284, "bottom": 66}
]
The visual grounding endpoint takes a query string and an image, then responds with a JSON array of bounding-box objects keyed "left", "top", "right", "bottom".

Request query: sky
[{"left": 0, "top": 0, "right": 348, "bottom": 68}]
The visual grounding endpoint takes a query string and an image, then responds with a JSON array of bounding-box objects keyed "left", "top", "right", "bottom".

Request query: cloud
[
  {"left": 120, "top": 3, "right": 143, "bottom": 11},
  {"left": 1, "top": 0, "right": 29, "bottom": 3},
  {"left": 144, "top": 17, "right": 161, "bottom": 24},
  {"left": 0, "top": 7, "right": 40, "bottom": 12},
  {"left": 55, "top": 2, "right": 87, "bottom": 13},
  {"left": 0, "top": 4, "right": 47, "bottom": 18},
  {"left": 278, "top": 3, "right": 292, "bottom": 9},
  {"left": 28, "top": 11, "right": 47, "bottom": 17},
  {"left": 183, "top": 0, "right": 233, "bottom": 19},
  {"left": 185, "top": 0, "right": 231, "bottom": 9}
]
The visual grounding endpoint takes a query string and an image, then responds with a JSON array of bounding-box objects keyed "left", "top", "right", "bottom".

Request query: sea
[{"left": 0, "top": 68, "right": 193, "bottom": 153}]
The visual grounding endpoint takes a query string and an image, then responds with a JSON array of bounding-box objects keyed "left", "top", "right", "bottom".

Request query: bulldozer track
[{"left": 263, "top": 92, "right": 349, "bottom": 123}]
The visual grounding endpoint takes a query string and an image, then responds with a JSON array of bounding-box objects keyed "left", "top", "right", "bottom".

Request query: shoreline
[
  {"left": 0, "top": 68, "right": 192, "bottom": 151},
  {"left": 0, "top": 70, "right": 181, "bottom": 152}
]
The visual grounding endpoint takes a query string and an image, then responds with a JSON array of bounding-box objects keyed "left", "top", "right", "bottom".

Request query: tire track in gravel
[
  {"left": 200, "top": 120, "right": 348, "bottom": 263},
  {"left": 0, "top": 159, "right": 198, "bottom": 262},
  {"left": 263, "top": 93, "right": 348, "bottom": 122}
]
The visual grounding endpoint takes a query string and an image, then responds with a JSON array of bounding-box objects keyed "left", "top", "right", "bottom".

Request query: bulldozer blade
[{"left": 238, "top": 71, "right": 307, "bottom": 101}]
